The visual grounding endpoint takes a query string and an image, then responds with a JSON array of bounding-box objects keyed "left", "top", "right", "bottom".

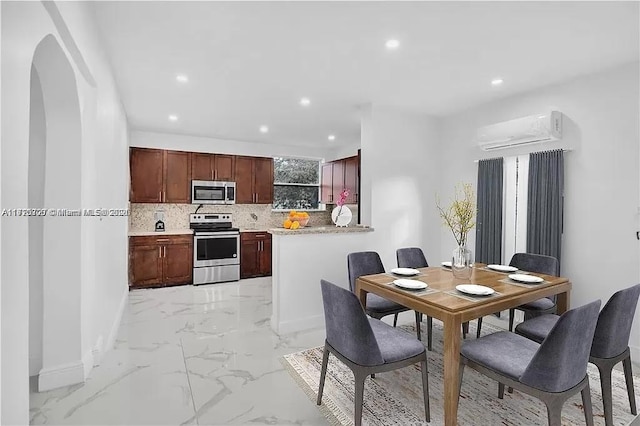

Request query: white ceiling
[{"left": 91, "top": 1, "right": 639, "bottom": 148}]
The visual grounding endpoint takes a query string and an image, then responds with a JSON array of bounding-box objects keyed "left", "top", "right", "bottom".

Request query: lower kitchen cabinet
[
  {"left": 240, "top": 232, "right": 272, "bottom": 279},
  {"left": 129, "top": 234, "right": 193, "bottom": 288}
]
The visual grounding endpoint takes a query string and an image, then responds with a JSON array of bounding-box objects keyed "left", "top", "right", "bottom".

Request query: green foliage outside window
[{"left": 273, "top": 157, "right": 321, "bottom": 210}]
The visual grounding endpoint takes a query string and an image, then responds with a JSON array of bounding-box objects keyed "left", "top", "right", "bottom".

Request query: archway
[{"left": 29, "top": 34, "right": 83, "bottom": 392}]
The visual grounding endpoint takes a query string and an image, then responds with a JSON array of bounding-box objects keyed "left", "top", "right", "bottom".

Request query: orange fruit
[
  {"left": 302, "top": 212, "right": 309, "bottom": 217},
  {"left": 283, "top": 219, "right": 292, "bottom": 229},
  {"left": 290, "top": 221, "right": 300, "bottom": 230}
]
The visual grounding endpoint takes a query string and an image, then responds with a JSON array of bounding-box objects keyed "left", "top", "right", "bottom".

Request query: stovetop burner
[{"left": 189, "top": 213, "right": 237, "bottom": 232}]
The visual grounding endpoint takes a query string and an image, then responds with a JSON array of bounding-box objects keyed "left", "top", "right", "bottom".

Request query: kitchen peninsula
[{"left": 269, "top": 226, "right": 374, "bottom": 334}]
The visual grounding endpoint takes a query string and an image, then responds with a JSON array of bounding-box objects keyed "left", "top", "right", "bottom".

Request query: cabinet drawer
[
  {"left": 130, "top": 234, "right": 193, "bottom": 246},
  {"left": 241, "top": 232, "right": 270, "bottom": 242}
]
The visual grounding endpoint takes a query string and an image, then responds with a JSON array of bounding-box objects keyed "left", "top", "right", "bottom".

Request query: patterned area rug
[{"left": 282, "top": 321, "right": 640, "bottom": 425}]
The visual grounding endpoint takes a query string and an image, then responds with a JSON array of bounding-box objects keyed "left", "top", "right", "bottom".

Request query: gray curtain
[
  {"left": 475, "top": 158, "right": 503, "bottom": 264},
  {"left": 527, "top": 149, "right": 564, "bottom": 269}
]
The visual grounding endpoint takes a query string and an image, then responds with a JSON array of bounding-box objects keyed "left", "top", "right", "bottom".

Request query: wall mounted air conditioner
[{"left": 477, "top": 111, "right": 562, "bottom": 151}]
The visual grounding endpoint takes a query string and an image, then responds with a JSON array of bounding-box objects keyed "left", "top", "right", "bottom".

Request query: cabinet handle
[
  {"left": 255, "top": 234, "right": 265, "bottom": 238},
  {"left": 260, "top": 241, "right": 264, "bottom": 251},
  {"left": 159, "top": 191, "right": 162, "bottom": 202},
  {"left": 355, "top": 193, "right": 358, "bottom": 203},
  {"left": 255, "top": 193, "right": 259, "bottom": 203},
  {"left": 159, "top": 247, "right": 162, "bottom": 258}
]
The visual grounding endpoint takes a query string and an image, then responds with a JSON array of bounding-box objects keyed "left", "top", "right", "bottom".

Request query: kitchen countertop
[
  {"left": 268, "top": 226, "right": 374, "bottom": 235},
  {"left": 128, "top": 229, "right": 193, "bottom": 237}
]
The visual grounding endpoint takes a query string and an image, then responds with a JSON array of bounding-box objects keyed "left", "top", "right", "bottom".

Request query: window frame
[{"left": 271, "top": 156, "right": 324, "bottom": 212}]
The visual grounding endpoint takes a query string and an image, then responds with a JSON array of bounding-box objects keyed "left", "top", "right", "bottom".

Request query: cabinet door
[
  {"left": 253, "top": 157, "right": 273, "bottom": 204},
  {"left": 164, "top": 151, "right": 191, "bottom": 203},
  {"left": 344, "top": 156, "right": 358, "bottom": 204},
  {"left": 259, "top": 237, "right": 272, "bottom": 276},
  {"left": 129, "top": 244, "right": 163, "bottom": 287},
  {"left": 331, "top": 159, "right": 345, "bottom": 204},
  {"left": 240, "top": 240, "right": 259, "bottom": 278},
  {"left": 235, "top": 156, "right": 254, "bottom": 204},
  {"left": 192, "top": 153, "right": 213, "bottom": 181},
  {"left": 163, "top": 242, "right": 193, "bottom": 285},
  {"left": 130, "top": 148, "right": 163, "bottom": 203},
  {"left": 214, "top": 155, "right": 235, "bottom": 181},
  {"left": 320, "top": 163, "right": 333, "bottom": 203}
]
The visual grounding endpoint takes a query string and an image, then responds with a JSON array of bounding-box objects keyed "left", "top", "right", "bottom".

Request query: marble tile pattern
[
  {"left": 30, "top": 278, "right": 329, "bottom": 425},
  {"left": 129, "top": 203, "right": 333, "bottom": 233}
]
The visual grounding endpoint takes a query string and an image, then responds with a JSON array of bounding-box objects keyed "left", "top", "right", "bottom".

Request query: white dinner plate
[
  {"left": 393, "top": 279, "right": 428, "bottom": 290},
  {"left": 456, "top": 284, "right": 495, "bottom": 296},
  {"left": 390, "top": 267, "right": 421, "bottom": 276},
  {"left": 508, "top": 274, "right": 544, "bottom": 284},
  {"left": 441, "top": 261, "right": 452, "bottom": 268},
  {"left": 487, "top": 264, "right": 518, "bottom": 273}
]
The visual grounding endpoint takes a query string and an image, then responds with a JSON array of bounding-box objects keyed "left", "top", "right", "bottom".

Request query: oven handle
[{"left": 194, "top": 231, "right": 240, "bottom": 237}]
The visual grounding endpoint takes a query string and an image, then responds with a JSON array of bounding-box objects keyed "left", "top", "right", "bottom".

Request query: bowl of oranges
[{"left": 283, "top": 210, "right": 310, "bottom": 229}]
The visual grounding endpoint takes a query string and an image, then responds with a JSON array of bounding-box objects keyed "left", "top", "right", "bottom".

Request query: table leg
[
  {"left": 355, "top": 279, "right": 368, "bottom": 309},
  {"left": 443, "top": 314, "right": 462, "bottom": 426},
  {"left": 556, "top": 289, "right": 571, "bottom": 314}
]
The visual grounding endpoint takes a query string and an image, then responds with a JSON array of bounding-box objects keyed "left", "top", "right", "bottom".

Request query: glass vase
[{"left": 452, "top": 246, "right": 473, "bottom": 279}]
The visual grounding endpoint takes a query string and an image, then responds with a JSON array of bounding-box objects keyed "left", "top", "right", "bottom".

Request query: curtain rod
[{"left": 473, "top": 148, "right": 573, "bottom": 163}]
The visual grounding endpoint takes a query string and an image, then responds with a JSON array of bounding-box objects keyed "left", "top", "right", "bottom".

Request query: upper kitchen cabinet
[
  {"left": 235, "top": 156, "right": 274, "bottom": 204},
  {"left": 331, "top": 159, "right": 344, "bottom": 203},
  {"left": 191, "top": 153, "right": 235, "bottom": 181},
  {"left": 130, "top": 148, "right": 191, "bottom": 203},
  {"left": 344, "top": 155, "right": 359, "bottom": 204},
  {"left": 320, "top": 163, "right": 333, "bottom": 203},
  {"left": 320, "top": 155, "right": 359, "bottom": 205}
]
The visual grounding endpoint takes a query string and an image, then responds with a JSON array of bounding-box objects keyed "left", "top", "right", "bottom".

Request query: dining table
[{"left": 355, "top": 263, "right": 572, "bottom": 426}]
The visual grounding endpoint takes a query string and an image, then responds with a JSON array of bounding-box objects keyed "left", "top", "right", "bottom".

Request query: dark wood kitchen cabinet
[
  {"left": 129, "top": 234, "right": 193, "bottom": 288},
  {"left": 320, "top": 155, "right": 359, "bottom": 205},
  {"left": 130, "top": 148, "right": 191, "bottom": 203},
  {"left": 191, "top": 153, "right": 235, "bottom": 181},
  {"left": 343, "top": 155, "right": 359, "bottom": 204},
  {"left": 320, "top": 163, "right": 333, "bottom": 203},
  {"left": 240, "top": 232, "right": 272, "bottom": 278},
  {"left": 235, "top": 156, "right": 274, "bottom": 204}
]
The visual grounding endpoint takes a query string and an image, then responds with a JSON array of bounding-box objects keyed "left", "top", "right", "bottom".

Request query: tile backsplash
[{"left": 129, "top": 203, "right": 336, "bottom": 232}]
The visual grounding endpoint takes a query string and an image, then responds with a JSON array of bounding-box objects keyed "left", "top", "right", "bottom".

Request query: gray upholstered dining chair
[
  {"left": 317, "top": 279, "right": 430, "bottom": 426},
  {"left": 475, "top": 252, "right": 560, "bottom": 338},
  {"left": 396, "top": 247, "right": 474, "bottom": 349},
  {"left": 348, "top": 251, "right": 422, "bottom": 340},
  {"left": 459, "top": 300, "right": 601, "bottom": 426},
  {"left": 515, "top": 284, "right": 640, "bottom": 426}
]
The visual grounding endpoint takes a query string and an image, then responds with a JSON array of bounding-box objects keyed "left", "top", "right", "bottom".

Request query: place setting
[
  {"left": 500, "top": 273, "right": 549, "bottom": 288},
  {"left": 445, "top": 283, "right": 502, "bottom": 302},
  {"left": 385, "top": 276, "right": 438, "bottom": 296},
  {"left": 483, "top": 264, "right": 519, "bottom": 273},
  {"left": 388, "top": 267, "right": 423, "bottom": 278}
]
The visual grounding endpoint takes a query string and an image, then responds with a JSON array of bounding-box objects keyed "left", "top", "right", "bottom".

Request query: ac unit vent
[{"left": 477, "top": 111, "right": 562, "bottom": 151}]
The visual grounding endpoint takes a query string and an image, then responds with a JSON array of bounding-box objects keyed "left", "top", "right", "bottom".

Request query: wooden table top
[{"left": 356, "top": 264, "right": 571, "bottom": 323}]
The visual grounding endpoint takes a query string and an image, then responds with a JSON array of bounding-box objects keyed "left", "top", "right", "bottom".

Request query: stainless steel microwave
[{"left": 191, "top": 180, "right": 236, "bottom": 204}]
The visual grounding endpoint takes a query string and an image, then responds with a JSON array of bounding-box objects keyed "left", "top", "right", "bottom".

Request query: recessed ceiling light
[
  {"left": 328, "top": 135, "right": 336, "bottom": 141},
  {"left": 176, "top": 74, "right": 189, "bottom": 83},
  {"left": 259, "top": 125, "right": 269, "bottom": 133},
  {"left": 168, "top": 114, "right": 178, "bottom": 122},
  {"left": 491, "top": 78, "right": 503, "bottom": 86},
  {"left": 300, "top": 97, "right": 311, "bottom": 106},
  {"left": 385, "top": 39, "right": 400, "bottom": 50}
]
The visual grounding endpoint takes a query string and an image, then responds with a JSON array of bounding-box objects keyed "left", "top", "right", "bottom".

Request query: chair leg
[
  {"left": 508, "top": 308, "right": 515, "bottom": 331},
  {"left": 498, "top": 383, "right": 504, "bottom": 399},
  {"left": 582, "top": 379, "right": 595, "bottom": 426},
  {"left": 544, "top": 399, "right": 563, "bottom": 426},
  {"left": 427, "top": 316, "right": 433, "bottom": 351},
  {"left": 596, "top": 362, "right": 614, "bottom": 426},
  {"left": 476, "top": 317, "right": 483, "bottom": 338},
  {"left": 317, "top": 344, "right": 330, "bottom": 405},
  {"left": 415, "top": 311, "right": 422, "bottom": 341},
  {"left": 462, "top": 322, "right": 468, "bottom": 339},
  {"left": 420, "top": 359, "right": 430, "bottom": 422},
  {"left": 354, "top": 372, "right": 366, "bottom": 426},
  {"left": 622, "top": 355, "right": 638, "bottom": 415},
  {"left": 393, "top": 313, "right": 398, "bottom": 327}
]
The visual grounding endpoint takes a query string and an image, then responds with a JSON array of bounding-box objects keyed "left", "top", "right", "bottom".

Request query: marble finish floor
[{"left": 30, "top": 278, "right": 329, "bottom": 425}]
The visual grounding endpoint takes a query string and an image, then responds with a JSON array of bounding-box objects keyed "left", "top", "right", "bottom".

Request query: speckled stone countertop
[
  {"left": 268, "top": 226, "right": 374, "bottom": 235},
  {"left": 128, "top": 229, "right": 193, "bottom": 237}
]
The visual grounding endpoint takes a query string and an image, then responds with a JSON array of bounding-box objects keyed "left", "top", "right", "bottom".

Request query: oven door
[
  {"left": 194, "top": 231, "right": 240, "bottom": 267},
  {"left": 192, "top": 181, "right": 227, "bottom": 204}
]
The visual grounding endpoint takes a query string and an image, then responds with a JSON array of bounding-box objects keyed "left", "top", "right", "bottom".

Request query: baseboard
[
  {"left": 105, "top": 287, "right": 128, "bottom": 353},
  {"left": 272, "top": 314, "right": 324, "bottom": 335},
  {"left": 38, "top": 360, "right": 85, "bottom": 392},
  {"left": 82, "top": 347, "right": 94, "bottom": 379}
]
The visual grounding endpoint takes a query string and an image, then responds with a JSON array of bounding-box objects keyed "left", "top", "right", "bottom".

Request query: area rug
[{"left": 282, "top": 320, "right": 640, "bottom": 425}]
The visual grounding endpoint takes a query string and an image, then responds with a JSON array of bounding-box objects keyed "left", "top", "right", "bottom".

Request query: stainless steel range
[{"left": 190, "top": 213, "right": 240, "bottom": 285}]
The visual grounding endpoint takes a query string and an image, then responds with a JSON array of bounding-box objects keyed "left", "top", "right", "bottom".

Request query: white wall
[
  {"left": 439, "top": 62, "right": 640, "bottom": 359},
  {"left": 131, "top": 130, "right": 334, "bottom": 161},
  {"left": 360, "top": 105, "right": 442, "bottom": 269},
  {"left": 1, "top": 1, "right": 129, "bottom": 422}
]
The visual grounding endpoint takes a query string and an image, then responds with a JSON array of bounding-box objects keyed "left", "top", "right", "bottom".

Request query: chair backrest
[
  {"left": 520, "top": 300, "right": 601, "bottom": 393},
  {"left": 320, "top": 279, "right": 384, "bottom": 366},
  {"left": 396, "top": 247, "right": 429, "bottom": 269},
  {"left": 347, "top": 251, "right": 385, "bottom": 293},
  {"left": 509, "top": 253, "right": 560, "bottom": 276},
  {"left": 590, "top": 284, "right": 640, "bottom": 359}
]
